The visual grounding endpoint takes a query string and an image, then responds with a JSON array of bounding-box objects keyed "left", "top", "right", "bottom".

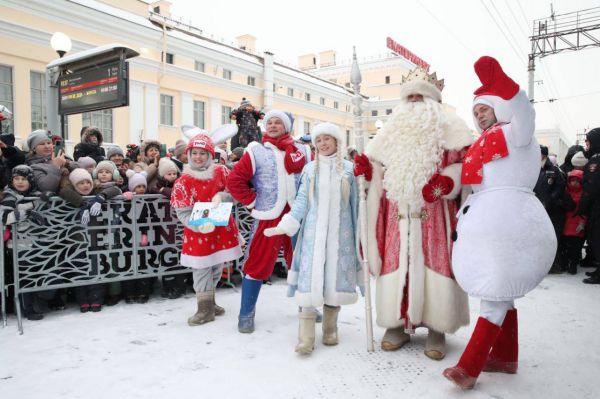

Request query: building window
[
  {"left": 371, "top": 110, "right": 378, "bottom": 116},
  {"left": 160, "top": 94, "right": 174, "bottom": 126},
  {"left": 153, "top": 6, "right": 160, "bottom": 13},
  {"left": 305, "top": 92, "right": 311, "bottom": 101},
  {"left": 162, "top": 52, "right": 174, "bottom": 64},
  {"left": 0, "top": 65, "right": 14, "bottom": 135},
  {"left": 194, "top": 61, "right": 205, "bottom": 72},
  {"left": 223, "top": 69, "right": 232, "bottom": 80},
  {"left": 247, "top": 76, "right": 256, "bottom": 86},
  {"left": 222, "top": 106, "right": 232, "bottom": 125},
  {"left": 304, "top": 121, "right": 310, "bottom": 133},
  {"left": 273, "top": 83, "right": 277, "bottom": 92},
  {"left": 82, "top": 109, "right": 113, "bottom": 143},
  {"left": 345, "top": 82, "right": 351, "bottom": 88},
  {"left": 386, "top": 109, "right": 392, "bottom": 115},
  {"left": 346, "top": 130, "right": 351, "bottom": 147},
  {"left": 193, "top": 100, "right": 205, "bottom": 129},
  {"left": 385, "top": 76, "right": 390, "bottom": 84},
  {"left": 329, "top": 78, "right": 337, "bottom": 84},
  {"left": 30, "top": 71, "right": 46, "bottom": 131},
  {"left": 333, "top": 101, "right": 339, "bottom": 109},
  {"left": 287, "top": 87, "right": 294, "bottom": 97},
  {"left": 320, "top": 97, "right": 325, "bottom": 106}
]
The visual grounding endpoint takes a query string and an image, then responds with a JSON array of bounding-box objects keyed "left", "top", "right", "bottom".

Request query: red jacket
[{"left": 563, "top": 170, "right": 587, "bottom": 237}]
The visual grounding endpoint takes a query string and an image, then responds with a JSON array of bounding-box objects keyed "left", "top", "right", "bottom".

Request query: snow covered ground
[{"left": 1, "top": 272, "right": 599, "bottom": 399}]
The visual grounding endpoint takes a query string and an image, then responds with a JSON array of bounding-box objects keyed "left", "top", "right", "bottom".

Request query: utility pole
[{"left": 528, "top": 6, "right": 600, "bottom": 102}]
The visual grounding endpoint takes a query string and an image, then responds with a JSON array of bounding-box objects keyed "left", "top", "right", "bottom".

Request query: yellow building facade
[{"left": 0, "top": 0, "right": 434, "bottom": 155}]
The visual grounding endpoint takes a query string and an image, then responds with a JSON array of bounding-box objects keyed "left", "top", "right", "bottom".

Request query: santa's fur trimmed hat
[
  {"left": 263, "top": 110, "right": 292, "bottom": 133},
  {"left": 158, "top": 158, "right": 179, "bottom": 177}
]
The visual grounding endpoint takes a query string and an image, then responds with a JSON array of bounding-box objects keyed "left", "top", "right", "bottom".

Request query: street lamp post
[{"left": 47, "top": 32, "right": 72, "bottom": 139}]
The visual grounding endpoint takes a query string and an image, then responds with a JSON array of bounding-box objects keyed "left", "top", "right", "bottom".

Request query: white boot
[
  {"left": 381, "top": 326, "right": 410, "bottom": 351},
  {"left": 295, "top": 312, "right": 317, "bottom": 355},
  {"left": 424, "top": 329, "right": 446, "bottom": 360},
  {"left": 322, "top": 305, "right": 340, "bottom": 346}
]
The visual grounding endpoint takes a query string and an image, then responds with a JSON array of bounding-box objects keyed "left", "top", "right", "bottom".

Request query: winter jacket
[
  {"left": 59, "top": 183, "right": 121, "bottom": 208},
  {"left": 73, "top": 142, "right": 105, "bottom": 163},
  {"left": 534, "top": 158, "right": 568, "bottom": 236},
  {"left": 563, "top": 170, "right": 586, "bottom": 237},
  {"left": 148, "top": 176, "right": 175, "bottom": 198}
]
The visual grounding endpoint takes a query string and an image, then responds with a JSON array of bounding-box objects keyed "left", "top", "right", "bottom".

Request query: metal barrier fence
[{"left": 0, "top": 195, "right": 255, "bottom": 334}]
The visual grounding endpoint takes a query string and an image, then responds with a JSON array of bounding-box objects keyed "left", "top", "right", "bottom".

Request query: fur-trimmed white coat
[
  {"left": 365, "top": 111, "right": 473, "bottom": 333},
  {"left": 279, "top": 155, "right": 363, "bottom": 307}
]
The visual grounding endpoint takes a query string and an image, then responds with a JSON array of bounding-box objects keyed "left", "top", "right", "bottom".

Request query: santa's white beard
[{"left": 366, "top": 98, "right": 445, "bottom": 206}]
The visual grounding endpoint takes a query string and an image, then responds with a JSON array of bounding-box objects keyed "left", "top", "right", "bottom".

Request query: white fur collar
[{"left": 182, "top": 163, "right": 215, "bottom": 180}]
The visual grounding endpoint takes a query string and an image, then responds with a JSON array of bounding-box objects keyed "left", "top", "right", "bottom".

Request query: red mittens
[
  {"left": 353, "top": 153, "right": 372, "bottom": 181},
  {"left": 422, "top": 173, "right": 454, "bottom": 203},
  {"left": 284, "top": 145, "right": 306, "bottom": 174}
]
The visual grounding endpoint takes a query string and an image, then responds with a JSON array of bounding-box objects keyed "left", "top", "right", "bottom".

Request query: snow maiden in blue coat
[{"left": 265, "top": 122, "right": 363, "bottom": 355}]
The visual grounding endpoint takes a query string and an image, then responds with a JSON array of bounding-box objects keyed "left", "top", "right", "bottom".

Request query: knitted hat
[
  {"left": 69, "top": 168, "right": 93, "bottom": 186},
  {"left": 173, "top": 139, "right": 187, "bottom": 158},
  {"left": 126, "top": 170, "right": 148, "bottom": 191},
  {"left": 106, "top": 146, "right": 124, "bottom": 160},
  {"left": 26, "top": 129, "right": 51, "bottom": 152},
  {"left": 571, "top": 151, "right": 587, "bottom": 167},
  {"left": 158, "top": 158, "right": 178, "bottom": 177},
  {"left": 186, "top": 134, "right": 215, "bottom": 157},
  {"left": 311, "top": 122, "right": 343, "bottom": 146},
  {"left": 78, "top": 156, "right": 97, "bottom": 170},
  {"left": 240, "top": 97, "right": 252, "bottom": 107},
  {"left": 263, "top": 110, "right": 292, "bottom": 133},
  {"left": 10, "top": 164, "right": 35, "bottom": 190},
  {"left": 231, "top": 147, "right": 245, "bottom": 159},
  {"left": 95, "top": 160, "right": 117, "bottom": 175}
]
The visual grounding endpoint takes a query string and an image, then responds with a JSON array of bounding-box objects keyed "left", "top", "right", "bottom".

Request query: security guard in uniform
[{"left": 578, "top": 127, "right": 600, "bottom": 284}]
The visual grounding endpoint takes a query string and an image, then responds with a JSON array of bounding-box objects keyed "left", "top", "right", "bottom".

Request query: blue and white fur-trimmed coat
[{"left": 278, "top": 154, "right": 363, "bottom": 307}]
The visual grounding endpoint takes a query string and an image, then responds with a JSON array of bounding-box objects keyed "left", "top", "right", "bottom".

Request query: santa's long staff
[{"left": 351, "top": 48, "right": 375, "bottom": 352}]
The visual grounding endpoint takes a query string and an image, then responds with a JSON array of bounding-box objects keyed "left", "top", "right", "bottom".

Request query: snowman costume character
[{"left": 443, "top": 56, "right": 556, "bottom": 390}]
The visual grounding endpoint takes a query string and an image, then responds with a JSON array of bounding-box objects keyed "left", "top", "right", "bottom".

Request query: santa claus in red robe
[{"left": 356, "top": 68, "right": 473, "bottom": 360}]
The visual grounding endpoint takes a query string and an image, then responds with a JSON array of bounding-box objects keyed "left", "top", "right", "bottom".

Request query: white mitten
[
  {"left": 263, "top": 227, "right": 285, "bottom": 237},
  {"left": 89, "top": 202, "right": 102, "bottom": 216},
  {"left": 198, "top": 222, "right": 216, "bottom": 234},
  {"left": 81, "top": 209, "right": 90, "bottom": 225}
]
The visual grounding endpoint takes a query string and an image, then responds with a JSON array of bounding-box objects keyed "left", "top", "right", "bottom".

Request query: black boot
[
  {"left": 567, "top": 260, "right": 577, "bottom": 275},
  {"left": 21, "top": 294, "right": 44, "bottom": 321},
  {"left": 583, "top": 274, "right": 600, "bottom": 284}
]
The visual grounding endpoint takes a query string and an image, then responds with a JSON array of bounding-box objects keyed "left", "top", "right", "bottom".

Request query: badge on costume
[{"left": 590, "top": 163, "right": 597, "bottom": 173}]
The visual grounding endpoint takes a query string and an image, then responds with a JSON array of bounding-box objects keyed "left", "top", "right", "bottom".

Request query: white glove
[
  {"left": 211, "top": 193, "right": 222, "bottom": 207},
  {"left": 264, "top": 227, "right": 285, "bottom": 237},
  {"left": 89, "top": 202, "right": 102, "bottom": 216},
  {"left": 576, "top": 223, "right": 586, "bottom": 234},
  {"left": 198, "top": 222, "right": 216, "bottom": 234},
  {"left": 81, "top": 210, "right": 90, "bottom": 225}
]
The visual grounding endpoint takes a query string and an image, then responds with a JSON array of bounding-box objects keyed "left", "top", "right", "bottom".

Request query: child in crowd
[
  {"left": 264, "top": 123, "right": 362, "bottom": 354},
  {"left": 560, "top": 170, "right": 587, "bottom": 275},
  {"left": 171, "top": 132, "right": 243, "bottom": 326},
  {"left": 73, "top": 126, "right": 105, "bottom": 163},
  {"left": 149, "top": 157, "right": 186, "bottom": 299},
  {"left": 59, "top": 168, "right": 121, "bottom": 312},
  {"left": 1, "top": 165, "right": 45, "bottom": 320},
  {"left": 122, "top": 170, "right": 154, "bottom": 303},
  {"left": 77, "top": 156, "right": 96, "bottom": 174}
]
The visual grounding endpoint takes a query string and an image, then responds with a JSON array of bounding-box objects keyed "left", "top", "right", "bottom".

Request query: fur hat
[
  {"left": 26, "top": 129, "right": 51, "bottom": 152},
  {"left": 69, "top": 168, "right": 93, "bottom": 186},
  {"left": 81, "top": 126, "right": 103, "bottom": 145},
  {"left": 158, "top": 158, "right": 178, "bottom": 177},
  {"left": 311, "top": 123, "right": 343, "bottom": 147},
  {"left": 186, "top": 134, "right": 215, "bottom": 158},
  {"left": 141, "top": 139, "right": 161, "bottom": 156},
  {"left": 78, "top": 156, "right": 97, "bottom": 170},
  {"left": 106, "top": 146, "right": 124, "bottom": 160},
  {"left": 10, "top": 164, "right": 35, "bottom": 190},
  {"left": 571, "top": 151, "right": 587, "bottom": 167},
  {"left": 126, "top": 170, "right": 148, "bottom": 191},
  {"left": 263, "top": 110, "right": 292, "bottom": 133}
]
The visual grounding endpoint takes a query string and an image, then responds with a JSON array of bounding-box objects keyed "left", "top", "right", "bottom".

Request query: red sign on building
[{"left": 386, "top": 37, "right": 430, "bottom": 71}]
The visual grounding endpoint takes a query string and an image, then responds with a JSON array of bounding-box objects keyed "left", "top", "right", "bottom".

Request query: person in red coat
[
  {"left": 227, "top": 110, "right": 311, "bottom": 333},
  {"left": 171, "top": 133, "right": 243, "bottom": 326},
  {"left": 560, "top": 170, "right": 587, "bottom": 274}
]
